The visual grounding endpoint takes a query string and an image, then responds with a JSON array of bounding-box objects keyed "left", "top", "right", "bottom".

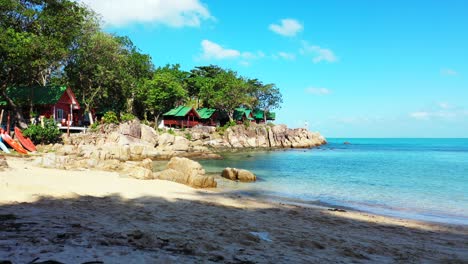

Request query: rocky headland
[{"left": 33, "top": 120, "right": 326, "bottom": 188}]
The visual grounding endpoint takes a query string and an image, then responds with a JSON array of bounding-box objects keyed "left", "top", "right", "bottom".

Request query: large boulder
[
  {"left": 140, "top": 124, "right": 158, "bottom": 146},
  {"left": 153, "top": 157, "right": 217, "bottom": 188},
  {"left": 221, "top": 167, "right": 256, "bottom": 182},
  {"left": 167, "top": 157, "right": 205, "bottom": 178},
  {"left": 119, "top": 120, "right": 141, "bottom": 139},
  {"left": 237, "top": 169, "right": 256, "bottom": 182},
  {"left": 123, "top": 165, "right": 153, "bottom": 180},
  {"left": 172, "top": 136, "right": 190, "bottom": 151}
]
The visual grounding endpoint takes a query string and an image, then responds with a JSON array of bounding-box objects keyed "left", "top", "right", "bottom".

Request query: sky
[{"left": 78, "top": 0, "right": 468, "bottom": 138}]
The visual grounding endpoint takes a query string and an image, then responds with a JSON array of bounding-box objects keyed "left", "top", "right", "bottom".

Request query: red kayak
[
  {"left": 1, "top": 133, "right": 28, "bottom": 154},
  {"left": 14, "top": 127, "right": 37, "bottom": 152}
]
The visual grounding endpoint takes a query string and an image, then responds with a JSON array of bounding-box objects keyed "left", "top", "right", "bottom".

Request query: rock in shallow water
[{"left": 221, "top": 167, "right": 256, "bottom": 182}]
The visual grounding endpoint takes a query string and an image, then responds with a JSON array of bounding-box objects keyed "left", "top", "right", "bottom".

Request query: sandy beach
[{"left": 1, "top": 156, "right": 467, "bottom": 263}]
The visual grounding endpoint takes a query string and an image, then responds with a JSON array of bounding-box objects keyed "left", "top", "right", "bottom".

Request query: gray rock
[
  {"left": 237, "top": 169, "right": 256, "bottom": 182},
  {"left": 154, "top": 157, "right": 216, "bottom": 188},
  {"left": 119, "top": 119, "right": 141, "bottom": 139},
  {"left": 221, "top": 167, "right": 256, "bottom": 182},
  {"left": 141, "top": 124, "right": 158, "bottom": 146}
]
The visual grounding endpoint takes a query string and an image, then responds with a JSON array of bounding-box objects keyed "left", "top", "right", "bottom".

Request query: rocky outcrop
[
  {"left": 153, "top": 157, "right": 217, "bottom": 188},
  {"left": 58, "top": 120, "right": 325, "bottom": 162},
  {"left": 33, "top": 153, "right": 153, "bottom": 179},
  {"left": 222, "top": 124, "right": 326, "bottom": 149},
  {"left": 221, "top": 167, "right": 256, "bottom": 182}
]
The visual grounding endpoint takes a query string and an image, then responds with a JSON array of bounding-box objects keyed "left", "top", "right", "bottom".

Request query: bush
[
  {"left": 89, "top": 122, "right": 99, "bottom": 132},
  {"left": 216, "top": 120, "right": 237, "bottom": 136},
  {"left": 23, "top": 118, "right": 61, "bottom": 144},
  {"left": 185, "top": 133, "right": 192, "bottom": 140},
  {"left": 167, "top": 129, "right": 175, "bottom": 135},
  {"left": 243, "top": 119, "right": 251, "bottom": 128},
  {"left": 102, "top": 111, "right": 118, "bottom": 124},
  {"left": 120, "top": 113, "right": 136, "bottom": 122}
]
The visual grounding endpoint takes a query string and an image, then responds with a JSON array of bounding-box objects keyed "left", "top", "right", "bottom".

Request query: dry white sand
[{"left": 1, "top": 157, "right": 467, "bottom": 263}]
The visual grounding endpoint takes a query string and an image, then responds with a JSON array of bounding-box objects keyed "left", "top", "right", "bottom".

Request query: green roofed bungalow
[
  {"left": 253, "top": 109, "right": 276, "bottom": 123},
  {"left": 0, "top": 86, "right": 82, "bottom": 126},
  {"left": 197, "top": 108, "right": 221, "bottom": 126},
  {"left": 234, "top": 108, "right": 255, "bottom": 123},
  {"left": 163, "top": 105, "right": 200, "bottom": 128}
]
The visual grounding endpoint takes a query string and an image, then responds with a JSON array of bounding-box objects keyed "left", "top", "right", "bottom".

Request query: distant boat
[
  {"left": 1, "top": 133, "right": 27, "bottom": 154},
  {"left": 14, "top": 127, "right": 36, "bottom": 152},
  {"left": 0, "top": 137, "right": 10, "bottom": 154}
]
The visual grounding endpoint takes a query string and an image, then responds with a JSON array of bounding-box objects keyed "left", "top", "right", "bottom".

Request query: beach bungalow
[
  {"left": 197, "top": 108, "right": 228, "bottom": 126},
  {"left": 163, "top": 105, "right": 200, "bottom": 128},
  {"left": 0, "top": 86, "right": 83, "bottom": 126},
  {"left": 253, "top": 109, "right": 276, "bottom": 123},
  {"left": 233, "top": 108, "right": 255, "bottom": 124}
]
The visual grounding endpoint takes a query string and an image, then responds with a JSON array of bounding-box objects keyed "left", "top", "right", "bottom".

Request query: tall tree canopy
[
  {"left": 1, "top": 1, "right": 282, "bottom": 127},
  {"left": 138, "top": 65, "right": 188, "bottom": 123},
  {"left": 0, "top": 0, "right": 90, "bottom": 127}
]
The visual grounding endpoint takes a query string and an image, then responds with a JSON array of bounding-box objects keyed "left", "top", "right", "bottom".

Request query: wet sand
[{"left": 1, "top": 157, "right": 467, "bottom": 263}]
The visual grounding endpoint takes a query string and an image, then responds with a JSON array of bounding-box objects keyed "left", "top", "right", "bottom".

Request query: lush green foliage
[
  {"left": 102, "top": 111, "right": 119, "bottom": 124},
  {"left": 120, "top": 113, "right": 136, "bottom": 122},
  {"left": 1, "top": 2, "right": 282, "bottom": 127},
  {"left": 215, "top": 120, "right": 237, "bottom": 135},
  {"left": 23, "top": 118, "right": 61, "bottom": 144}
]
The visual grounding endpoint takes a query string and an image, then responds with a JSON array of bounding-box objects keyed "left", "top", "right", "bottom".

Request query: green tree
[
  {"left": 114, "top": 36, "right": 154, "bottom": 115},
  {"left": 0, "top": 0, "right": 90, "bottom": 127},
  {"left": 255, "top": 83, "right": 283, "bottom": 123},
  {"left": 66, "top": 31, "right": 127, "bottom": 124},
  {"left": 200, "top": 69, "right": 252, "bottom": 121},
  {"left": 138, "top": 65, "right": 188, "bottom": 123}
]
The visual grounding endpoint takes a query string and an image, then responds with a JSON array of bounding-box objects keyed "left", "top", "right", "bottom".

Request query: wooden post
[
  {"left": 0, "top": 109, "right": 4, "bottom": 129},
  {"left": 6, "top": 112, "right": 10, "bottom": 135},
  {"left": 67, "top": 114, "right": 70, "bottom": 137}
]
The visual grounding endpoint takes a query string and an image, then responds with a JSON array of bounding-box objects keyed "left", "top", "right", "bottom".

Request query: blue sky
[{"left": 79, "top": 0, "right": 468, "bottom": 137}]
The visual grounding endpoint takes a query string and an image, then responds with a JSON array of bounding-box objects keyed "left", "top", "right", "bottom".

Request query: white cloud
[
  {"left": 410, "top": 112, "right": 430, "bottom": 120},
  {"left": 305, "top": 87, "right": 331, "bottom": 95},
  {"left": 440, "top": 68, "right": 458, "bottom": 76},
  {"left": 277, "top": 52, "right": 296, "bottom": 60},
  {"left": 199, "top": 40, "right": 266, "bottom": 66},
  {"left": 438, "top": 102, "right": 453, "bottom": 109},
  {"left": 409, "top": 103, "right": 468, "bottom": 121},
  {"left": 77, "top": 0, "right": 212, "bottom": 27},
  {"left": 200, "top": 40, "right": 240, "bottom": 60},
  {"left": 300, "top": 41, "right": 337, "bottom": 63},
  {"left": 269, "top": 19, "right": 303, "bottom": 37}
]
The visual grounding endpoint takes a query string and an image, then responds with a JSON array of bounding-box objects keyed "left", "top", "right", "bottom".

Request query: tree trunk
[
  {"left": 1, "top": 87, "right": 28, "bottom": 129},
  {"left": 228, "top": 110, "right": 234, "bottom": 122},
  {"left": 154, "top": 113, "right": 161, "bottom": 126},
  {"left": 263, "top": 108, "right": 268, "bottom": 123},
  {"left": 88, "top": 111, "right": 94, "bottom": 125}
]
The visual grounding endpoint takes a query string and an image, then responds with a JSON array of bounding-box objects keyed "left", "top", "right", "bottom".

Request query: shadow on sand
[{"left": 0, "top": 191, "right": 467, "bottom": 263}]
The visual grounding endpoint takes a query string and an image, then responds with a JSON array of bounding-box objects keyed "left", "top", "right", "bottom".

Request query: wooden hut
[
  {"left": 0, "top": 86, "right": 83, "bottom": 126},
  {"left": 253, "top": 109, "right": 276, "bottom": 123},
  {"left": 233, "top": 108, "right": 255, "bottom": 124},
  {"left": 163, "top": 106, "right": 200, "bottom": 128}
]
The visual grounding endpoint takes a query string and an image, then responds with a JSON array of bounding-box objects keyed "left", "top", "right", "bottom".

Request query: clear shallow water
[{"left": 199, "top": 138, "right": 468, "bottom": 225}]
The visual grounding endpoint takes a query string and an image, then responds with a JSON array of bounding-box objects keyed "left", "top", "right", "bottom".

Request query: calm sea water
[{"left": 199, "top": 138, "right": 468, "bottom": 225}]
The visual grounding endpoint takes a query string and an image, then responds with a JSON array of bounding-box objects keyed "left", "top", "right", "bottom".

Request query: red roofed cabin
[
  {"left": 163, "top": 106, "right": 200, "bottom": 128},
  {"left": 1, "top": 86, "right": 83, "bottom": 126}
]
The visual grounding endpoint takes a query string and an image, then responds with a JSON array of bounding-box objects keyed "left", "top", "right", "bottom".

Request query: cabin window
[{"left": 56, "top": 109, "right": 64, "bottom": 120}]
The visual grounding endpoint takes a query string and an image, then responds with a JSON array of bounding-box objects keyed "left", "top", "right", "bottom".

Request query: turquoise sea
[{"left": 200, "top": 138, "right": 468, "bottom": 225}]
